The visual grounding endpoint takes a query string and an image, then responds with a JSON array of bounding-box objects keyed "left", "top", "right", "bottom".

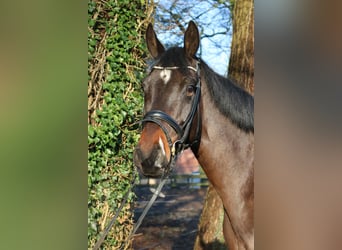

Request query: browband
[{"left": 152, "top": 65, "right": 197, "bottom": 72}]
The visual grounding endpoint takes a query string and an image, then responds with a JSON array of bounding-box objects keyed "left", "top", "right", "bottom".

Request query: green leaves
[{"left": 88, "top": 0, "right": 146, "bottom": 248}]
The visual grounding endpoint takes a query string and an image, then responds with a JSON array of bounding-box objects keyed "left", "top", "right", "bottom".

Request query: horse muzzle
[{"left": 133, "top": 144, "right": 169, "bottom": 178}]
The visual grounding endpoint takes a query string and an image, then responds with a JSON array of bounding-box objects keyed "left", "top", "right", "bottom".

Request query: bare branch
[{"left": 201, "top": 31, "right": 229, "bottom": 39}]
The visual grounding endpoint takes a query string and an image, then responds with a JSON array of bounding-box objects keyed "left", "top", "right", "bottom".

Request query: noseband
[{"left": 141, "top": 61, "right": 202, "bottom": 170}]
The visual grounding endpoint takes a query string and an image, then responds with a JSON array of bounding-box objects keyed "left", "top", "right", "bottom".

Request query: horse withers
[{"left": 133, "top": 21, "right": 254, "bottom": 250}]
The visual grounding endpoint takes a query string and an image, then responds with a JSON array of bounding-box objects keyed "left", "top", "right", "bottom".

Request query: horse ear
[
  {"left": 184, "top": 21, "right": 200, "bottom": 58},
  {"left": 146, "top": 23, "right": 165, "bottom": 58}
]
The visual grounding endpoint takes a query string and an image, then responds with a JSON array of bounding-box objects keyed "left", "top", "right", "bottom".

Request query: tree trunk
[
  {"left": 228, "top": 0, "right": 254, "bottom": 93},
  {"left": 194, "top": 184, "right": 226, "bottom": 250},
  {"left": 194, "top": 0, "right": 254, "bottom": 249}
]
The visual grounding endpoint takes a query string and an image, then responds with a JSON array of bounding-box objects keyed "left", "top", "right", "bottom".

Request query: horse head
[{"left": 133, "top": 21, "right": 201, "bottom": 177}]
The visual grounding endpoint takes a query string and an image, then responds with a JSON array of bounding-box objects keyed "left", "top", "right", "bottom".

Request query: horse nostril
[
  {"left": 141, "top": 148, "right": 161, "bottom": 168},
  {"left": 133, "top": 146, "right": 149, "bottom": 163},
  {"left": 133, "top": 143, "right": 169, "bottom": 178}
]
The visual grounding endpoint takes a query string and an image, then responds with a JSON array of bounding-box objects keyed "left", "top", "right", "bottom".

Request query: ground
[{"left": 132, "top": 185, "right": 207, "bottom": 250}]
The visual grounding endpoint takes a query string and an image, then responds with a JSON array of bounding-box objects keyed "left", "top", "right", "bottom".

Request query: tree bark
[
  {"left": 194, "top": 184, "right": 226, "bottom": 250},
  {"left": 194, "top": 0, "right": 254, "bottom": 249},
  {"left": 228, "top": 0, "right": 254, "bottom": 93}
]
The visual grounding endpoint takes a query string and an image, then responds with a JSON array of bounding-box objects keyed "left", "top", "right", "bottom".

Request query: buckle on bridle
[{"left": 171, "top": 139, "right": 184, "bottom": 157}]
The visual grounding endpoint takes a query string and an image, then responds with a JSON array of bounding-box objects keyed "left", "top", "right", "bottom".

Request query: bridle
[{"left": 141, "top": 60, "right": 202, "bottom": 171}]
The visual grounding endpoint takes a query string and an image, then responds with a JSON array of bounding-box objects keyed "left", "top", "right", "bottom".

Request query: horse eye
[{"left": 186, "top": 85, "right": 195, "bottom": 96}]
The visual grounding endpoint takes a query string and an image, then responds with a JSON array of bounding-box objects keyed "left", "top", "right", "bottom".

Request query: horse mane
[
  {"left": 150, "top": 47, "right": 254, "bottom": 133},
  {"left": 201, "top": 61, "right": 254, "bottom": 133}
]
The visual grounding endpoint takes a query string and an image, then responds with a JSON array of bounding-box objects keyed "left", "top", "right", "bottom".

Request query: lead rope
[
  {"left": 119, "top": 172, "right": 171, "bottom": 250},
  {"left": 120, "top": 156, "right": 177, "bottom": 249},
  {"left": 124, "top": 178, "right": 168, "bottom": 245}
]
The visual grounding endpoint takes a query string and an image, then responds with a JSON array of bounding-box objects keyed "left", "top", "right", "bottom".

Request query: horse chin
[
  {"left": 142, "top": 171, "right": 164, "bottom": 178},
  {"left": 140, "top": 164, "right": 166, "bottom": 178}
]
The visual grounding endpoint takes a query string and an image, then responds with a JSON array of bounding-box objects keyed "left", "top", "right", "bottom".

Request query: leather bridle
[{"left": 141, "top": 61, "right": 202, "bottom": 170}]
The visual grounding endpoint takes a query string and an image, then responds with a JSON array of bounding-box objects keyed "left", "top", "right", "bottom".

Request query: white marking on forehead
[
  {"left": 158, "top": 137, "right": 166, "bottom": 156},
  {"left": 160, "top": 69, "right": 172, "bottom": 85}
]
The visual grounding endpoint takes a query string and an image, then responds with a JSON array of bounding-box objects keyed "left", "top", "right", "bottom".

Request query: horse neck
[
  {"left": 196, "top": 75, "right": 254, "bottom": 195},
  {"left": 195, "top": 72, "right": 255, "bottom": 247}
]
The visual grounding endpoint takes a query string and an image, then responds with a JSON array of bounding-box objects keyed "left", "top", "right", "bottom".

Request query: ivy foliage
[{"left": 88, "top": 0, "right": 149, "bottom": 248}]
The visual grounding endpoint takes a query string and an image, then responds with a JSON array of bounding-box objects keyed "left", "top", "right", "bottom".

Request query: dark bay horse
[{"left": 133, "top": 21, "right": 254, "bottom": 249}]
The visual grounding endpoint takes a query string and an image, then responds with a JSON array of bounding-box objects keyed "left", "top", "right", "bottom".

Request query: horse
[{"left": 133, "top": 21, "right": 254, "bottom": 250}]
